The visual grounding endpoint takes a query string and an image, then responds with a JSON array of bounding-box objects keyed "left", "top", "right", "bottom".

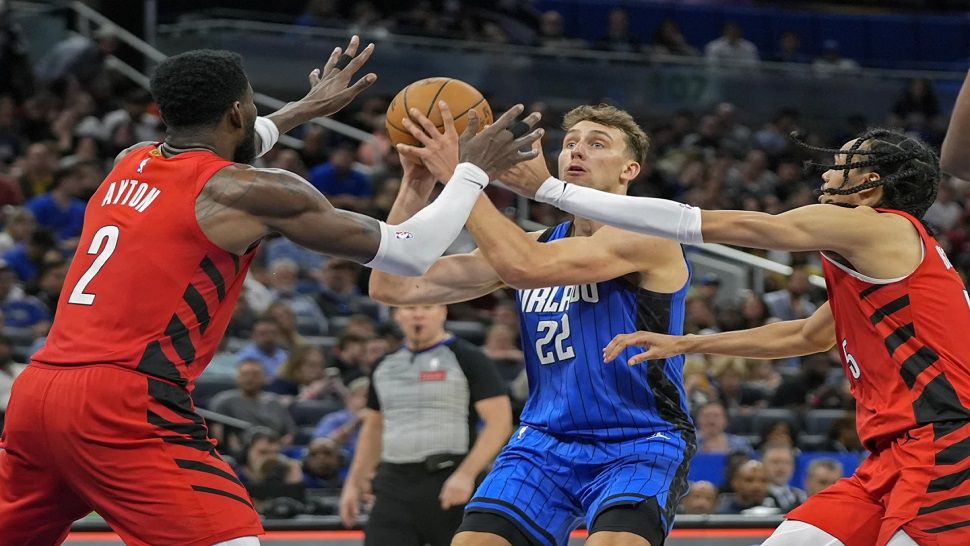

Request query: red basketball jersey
[
  {"left": 33, "top": 144, "right": 257, "bottom": 389},
  {"left": 821, "top": 208, "right": 970, "bottom": 450}
]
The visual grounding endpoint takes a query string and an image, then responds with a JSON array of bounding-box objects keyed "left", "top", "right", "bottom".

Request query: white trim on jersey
[
  {"left": 212, "top": 537, "right": 260, "bottom": 546},
  {"left": 820, "top": 240, "right": 925, "bottom": 285}
]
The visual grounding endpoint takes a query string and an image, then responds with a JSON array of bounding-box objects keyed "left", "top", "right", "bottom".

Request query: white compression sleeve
[
  {"left": 535, "top": 177, "right": 704, "bottom": 244},
  {"left": 365, "top": 162, "right": 488, "bottom": 276}
]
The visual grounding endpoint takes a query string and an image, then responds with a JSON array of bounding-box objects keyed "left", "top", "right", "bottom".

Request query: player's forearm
[
  {"left": 453, "top": 414, "right": 513, "bottom": 479},
  {"left": 536, "top": 178, "right": 822, "bottom": 252},
  {"left": 535, "top": 177, "right": 703, "bottom": 244},
  {"left": 345, "top": 417, "right": 382, "bottom": 486},
  {"left": 368, "top": 174, "right": 433, "bottom": 298},
  {"left": 942, "top": 70, "right": 970, "bottom": 179},
  {"left": 679, "top": 319, "right": 828, "bottom": 359},
  {"left": 266, "top": 100, "right": 324, "bottom": 136},
  {"left": 386, "top": 171, "right": 434, "bottom": 224},
  {"left": 465, "top": 197, "right": 539, "bottom": 285},
  {"left": 365, "top": 163, "right": 488, "bottom": 276}
]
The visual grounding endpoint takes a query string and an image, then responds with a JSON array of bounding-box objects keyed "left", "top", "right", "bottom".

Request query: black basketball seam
[
  {"left": 452, "top": 97, "right": 486, "bottom": 122},
  {"left": 426, "top": 79, "right": 451, "bottom": 118},
  {"left": 389, "top": 86, "right": 486, "bottom": 138},
  {"left": 385, "top": 117, "right": 409, "bottom": 134}
]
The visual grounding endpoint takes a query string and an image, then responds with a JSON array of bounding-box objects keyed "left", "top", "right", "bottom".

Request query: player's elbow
[
  {"left": 800, "top": 330, "right": 836, "bottom": 355},
  {"left": 481, "top": 402, "right": 514, "bottom": 438}
]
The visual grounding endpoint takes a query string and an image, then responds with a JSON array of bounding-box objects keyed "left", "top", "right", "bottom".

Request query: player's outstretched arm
[
  {"left": 603, "top": 302, "right": 836, "bottom": 365},
  {"left": 199, "top": 105, "right": 542, "bottom": 277},
  {"left": 368, "top": 166, "right": 502, "bottom": 305},
  {"left": 368, "top": 124, "right": 505, "bottom": 305},
  {"left": 369, "top": 104, "right": 545, "bottom": 303},
  {"left": 942, "top": 69, "right": 970, "bottom": 179},
  {"left": 502, "top": 169, "right": 909, "bottom": 265}
]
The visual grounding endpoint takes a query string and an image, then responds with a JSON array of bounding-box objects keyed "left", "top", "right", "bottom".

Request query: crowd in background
[
  {"left": 293, "top": 0, "right": 886, "bottom": 74},
  {"left": 1, "top": 1, "right": 968, "bottom": 519}
]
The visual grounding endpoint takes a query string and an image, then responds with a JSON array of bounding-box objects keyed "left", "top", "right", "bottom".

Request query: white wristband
[
  {"left": 254, "top": 116, "right": 280, "bottom": 157},
  {"left": 535, "top": 177, "right": 704, "bottom": 244}
]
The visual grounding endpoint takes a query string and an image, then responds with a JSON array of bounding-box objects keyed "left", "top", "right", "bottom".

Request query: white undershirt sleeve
[
  {"left": 365, "top": 163, "right": 488, "bottom": 276},
  {"left": 535, "top": 177, "right": 704, "bottom": 244}
]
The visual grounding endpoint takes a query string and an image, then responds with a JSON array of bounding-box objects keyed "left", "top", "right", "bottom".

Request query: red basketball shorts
[
  {"left": 0, "top": 363, "right": 263, "bottom": 546},
  {"left": 787, "top": 422, "right": 970, "bottom": 546}
]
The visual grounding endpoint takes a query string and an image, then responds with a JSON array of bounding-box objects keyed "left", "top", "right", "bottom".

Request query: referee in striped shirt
[{"left": 339, "top": 304, "right": 513, "bottom": 546}]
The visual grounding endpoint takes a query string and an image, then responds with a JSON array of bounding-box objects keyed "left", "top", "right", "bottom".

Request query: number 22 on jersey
[
  {"left": 535, "top": 315, "right": 575, "bottom": 365},
  {"left": 68, "top": 226, "right": 120, "bottom": 305}
]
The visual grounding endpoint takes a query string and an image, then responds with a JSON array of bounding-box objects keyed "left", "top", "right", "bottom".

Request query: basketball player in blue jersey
[{"left": 367, "top": 103, "right": 693, "bottom": 546}]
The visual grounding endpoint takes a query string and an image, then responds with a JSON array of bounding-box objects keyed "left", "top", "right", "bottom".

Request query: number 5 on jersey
[
  {"left": 842, "top": 339, "right": 861, "bottom": 380},
  {"left": 68, "top": 226, "right": 120, "bottom": 305},
  {"left": 535, "top": 315, "right": 575, "bottom": 365}
]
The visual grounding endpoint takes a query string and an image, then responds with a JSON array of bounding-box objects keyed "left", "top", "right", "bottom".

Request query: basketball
[{"left": 385, "top": 77, "right": 493, "bottom": 147}]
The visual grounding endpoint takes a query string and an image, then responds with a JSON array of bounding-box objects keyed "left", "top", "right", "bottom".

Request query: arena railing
[{"left": 61, "top": 1, "right": 375, "bottom": 148}]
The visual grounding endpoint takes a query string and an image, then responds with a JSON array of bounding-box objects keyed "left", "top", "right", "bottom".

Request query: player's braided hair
[{"left": 792, "top": 128, "right": 939, "bottom": 219}]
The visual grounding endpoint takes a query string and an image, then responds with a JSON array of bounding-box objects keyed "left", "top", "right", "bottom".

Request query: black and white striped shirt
[{"left": 368, "top": 336, "right": 506, "bottom": 464}]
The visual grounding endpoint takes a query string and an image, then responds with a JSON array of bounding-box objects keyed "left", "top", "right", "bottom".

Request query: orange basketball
[{"left": 385, "top": 77, "right": 492, "bottom": 147}]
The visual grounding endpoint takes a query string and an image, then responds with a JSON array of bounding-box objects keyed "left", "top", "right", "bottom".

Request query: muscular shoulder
[{"left": 201, "top": 164, "right": 328, "bottom": 219}]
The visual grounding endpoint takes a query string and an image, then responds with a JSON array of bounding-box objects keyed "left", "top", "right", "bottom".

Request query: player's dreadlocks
[{"left": 792, "top": 128, "right": 940, "bottom": 219}]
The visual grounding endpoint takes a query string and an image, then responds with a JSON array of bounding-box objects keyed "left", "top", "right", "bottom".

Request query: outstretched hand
[
  {"left": 396, "top": 101, "right": 461, "bottom": 184},
  {"left": 603, "top": 331, "right": 685, "bottom": 365},
  {"left": 458, "top": 105, "right": 544, "bottom": 181},
  {"left": 301, "top": 35, "right": 377, "bottom": 119}
]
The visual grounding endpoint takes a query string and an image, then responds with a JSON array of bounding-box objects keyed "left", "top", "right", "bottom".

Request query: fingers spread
[
  {"left": 459, "top": 110, "right": 480, "bottom": 142},
  {"left": 402, "top": 117, "right": 434, "bottom": 147},
  {"left": 628, "top": 352, "right": 652, "bottom": 366},
  {"left": 345, "top": 35, "right": 360, "bottom": 57},
  {"left": 487, "top": 104, "right": 525, "bottom": 134},
  {"left": 396, "top": 143, "right": 429, "bottom": 160},
  {"left": 439, "top": 101, "right": 457, "bottom": 136},
  {"left": 324, "top": 46, "right": 342, "bottom": 75},
  {"left": 409, "top": 107, "right": 441, "bottom": 137},
  {"left": 344, "top": 43, "right": 375, "bottom": 75},
  {"left": 512, "top": 128, "right": 544, "bottom": 153}
]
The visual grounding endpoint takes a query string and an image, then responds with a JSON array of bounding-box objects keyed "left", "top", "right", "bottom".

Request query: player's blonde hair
[{"left": 562, "top": 104, "right": 649, "bottom": 164}]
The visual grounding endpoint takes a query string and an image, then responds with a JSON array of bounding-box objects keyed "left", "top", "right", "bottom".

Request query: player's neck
[{"left": 163, "top": 130, "right": 232, "bottom": 160}]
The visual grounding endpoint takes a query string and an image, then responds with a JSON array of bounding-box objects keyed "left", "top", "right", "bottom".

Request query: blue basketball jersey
[{"left": 516, "top": 221, "right": 693, "bottom": 441}]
